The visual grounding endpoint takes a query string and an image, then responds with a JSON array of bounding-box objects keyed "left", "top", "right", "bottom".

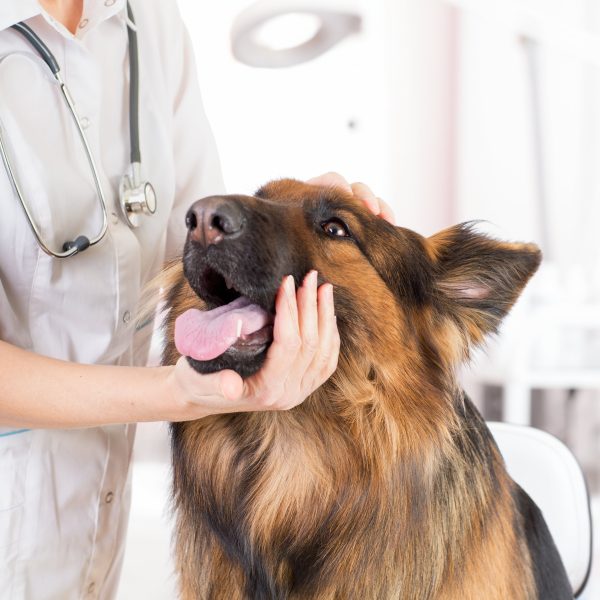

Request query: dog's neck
[{"left": 295, "top": 348, "right": 461, "bottom": 466}]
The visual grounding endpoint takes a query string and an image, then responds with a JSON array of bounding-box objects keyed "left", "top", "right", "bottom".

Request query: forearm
[{"left": 0, "top": 340, "right": 206, "bottom": 428}]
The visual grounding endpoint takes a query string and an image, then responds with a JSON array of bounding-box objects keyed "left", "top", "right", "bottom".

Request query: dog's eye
[{"left": 321, "top": 218, "right": 351, "bottom": 238}]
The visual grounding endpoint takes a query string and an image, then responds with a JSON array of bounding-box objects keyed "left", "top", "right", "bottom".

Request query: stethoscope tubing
[
  {"left": 126, "top": 2, "right": 141, "bottom": 166},
  {"left": 10, "top": 22, "right": 60, "bottom": 74},
  {"left": 55, "top": 70, "right": 109, "bottom": 255}
]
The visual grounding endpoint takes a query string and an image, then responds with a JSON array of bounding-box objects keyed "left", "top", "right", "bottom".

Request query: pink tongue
[{"left": 174, "top": 296, "right": 272, "bottom": 361}]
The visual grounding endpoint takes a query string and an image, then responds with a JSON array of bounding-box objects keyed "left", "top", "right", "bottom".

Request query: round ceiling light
[{"left": 231, "top": 0, "right": 362, "bottom": 68}]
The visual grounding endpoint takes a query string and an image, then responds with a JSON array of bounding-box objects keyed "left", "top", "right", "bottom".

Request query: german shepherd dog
[{"left": 160, "top": 179, "right": 572, "bottom": 599}]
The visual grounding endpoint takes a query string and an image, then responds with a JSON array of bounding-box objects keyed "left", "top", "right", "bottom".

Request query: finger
[
  {"left": 290, "top": 271, "right": 321, "bottom": 396},
  {"left": 313, "top": 283, "right": 339, "bottom": 378},
  {"left": 351, "top": 182, "right": 380, "bottom": 215},
  {"left": 306, "top": 172, "right": 352, "bottom": 194},
  {"left": 296, "top": 270, "right": 319, "bottom": 361},
  {"left": 262, "top": 275, "right": 301, "bottom": 368},
  {"left": 378, "top": 197, "right": 396, "bottom": 224},
  {"left": 243, "top": 275, "right": 300, "bottom": 405},
  {"left": 328, "top": 315, "right": 341, "bottom": 375}
]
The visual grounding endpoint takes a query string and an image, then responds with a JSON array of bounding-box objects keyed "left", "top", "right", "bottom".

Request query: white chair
[{"left": 488, "top": 421, "right": 593, "bottom": 597}]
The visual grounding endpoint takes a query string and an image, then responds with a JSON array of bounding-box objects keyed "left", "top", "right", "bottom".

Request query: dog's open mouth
[{"left": 175, "top": 265, "right": 275, "bottom": 363}]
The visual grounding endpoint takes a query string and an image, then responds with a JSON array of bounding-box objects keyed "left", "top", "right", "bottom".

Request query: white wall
[
  {"left": 383, "top": 0, "right": 458, "bottom": 235},
  {"left": 178, "top": 0, "right": 387, "bottom": 200},
  {"left": 177, "top": 0, "right": 457, "bottom": 235}
]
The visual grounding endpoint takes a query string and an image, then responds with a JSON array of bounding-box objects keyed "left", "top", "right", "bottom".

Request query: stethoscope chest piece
[{"left": 119, "top": 163, "right": 157, "bottom": 228}]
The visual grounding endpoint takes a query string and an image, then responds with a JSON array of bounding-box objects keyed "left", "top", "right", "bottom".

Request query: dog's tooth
[
  {"left": 225, "top": 277, "right": 233, "bottom": 290},
  {"left": 236, "top": 318, "right": 242, "bottom": 338}
]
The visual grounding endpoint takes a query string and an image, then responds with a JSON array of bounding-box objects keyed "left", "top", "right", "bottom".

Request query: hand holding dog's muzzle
[
  {"left": 241, "top": 271, "right": 339, "bottom": 411},
  {"left": 168, "top": 271, "right": 339, "bottom": 419}
]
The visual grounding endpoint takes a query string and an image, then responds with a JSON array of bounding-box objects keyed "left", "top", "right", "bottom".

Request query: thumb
[
  {"left": 218, "top": 369, "right": 245, "bottom": 401},
  {"left": 175, "top": 356, "right": 244, "bottom": 402}
]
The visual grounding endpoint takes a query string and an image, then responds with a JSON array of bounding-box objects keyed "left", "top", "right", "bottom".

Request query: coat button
[
  {"left": 79, "top": 18, "right": 89, "bottom": 28},
  {"left": 105, "top": 491, "right": 114, "bottom": 504},
  {"left": 105, "top": 0, "right": 116, "bottom": 6},
  {"left": 87, "top": 582, "right": 95, "bottom": 594},
  {"left": 122, "top": 311, "right": 131, "bottom": 324},
  {"left": 111, "top": 212, "right": 119, "bottom": 225}
]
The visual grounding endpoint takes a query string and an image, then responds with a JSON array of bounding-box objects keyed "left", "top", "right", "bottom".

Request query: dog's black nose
[{"left": 185, "top": 197, "right": 245, "bottom": 247}]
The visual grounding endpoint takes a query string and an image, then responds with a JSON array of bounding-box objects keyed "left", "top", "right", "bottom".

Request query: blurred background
[{"left": 119, "top": 0, "right": 600, "bottom": 597}]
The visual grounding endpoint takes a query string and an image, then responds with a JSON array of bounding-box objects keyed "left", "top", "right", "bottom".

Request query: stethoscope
[{"left": 0, "top": 2, "right": 156, "bottom": 259}]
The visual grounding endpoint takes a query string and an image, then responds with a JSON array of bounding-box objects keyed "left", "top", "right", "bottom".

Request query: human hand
[
  {"left": 306, "top": 171, "right": 395, "bottom": 224},
  {"left": 167, "top": 270, "right": 339, "bottom": 419}
]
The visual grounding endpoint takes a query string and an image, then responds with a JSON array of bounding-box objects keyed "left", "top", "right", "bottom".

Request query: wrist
[{"left": 153, "top": 364, "right": 210, "bottom": 422}]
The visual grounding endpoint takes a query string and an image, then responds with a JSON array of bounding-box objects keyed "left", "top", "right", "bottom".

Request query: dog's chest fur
[{"left": 171, "top": 368, "right": 536, "bottom": 600}]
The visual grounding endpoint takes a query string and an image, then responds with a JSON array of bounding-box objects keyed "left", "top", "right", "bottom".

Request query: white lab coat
[{"left": 0, "top": 1, "right": 224, "bottom": 597}]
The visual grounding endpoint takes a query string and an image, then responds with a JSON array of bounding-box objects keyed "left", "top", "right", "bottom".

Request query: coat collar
[{"left": 0, "top": 1, "right": 126, "bottom": 37}]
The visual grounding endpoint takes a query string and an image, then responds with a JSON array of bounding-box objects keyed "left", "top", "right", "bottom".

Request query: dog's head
[{"left": 173, "top": 179, "right": 540, "bottom": 384}]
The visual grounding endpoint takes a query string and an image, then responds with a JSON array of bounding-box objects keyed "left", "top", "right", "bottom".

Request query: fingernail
[
  {"left": 306, "top": 270, "right": 318, "bottom": 287},
  {"left": 327, "top": 283, "right": 334, "bottom": 301},
  {"left": 285, "top": 275, "right": 295, "bottom": 298}
]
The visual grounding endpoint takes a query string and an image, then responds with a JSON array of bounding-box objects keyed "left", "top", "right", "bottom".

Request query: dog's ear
[{"left": 427, "top": 223, "right": 541, "bottom": 345}]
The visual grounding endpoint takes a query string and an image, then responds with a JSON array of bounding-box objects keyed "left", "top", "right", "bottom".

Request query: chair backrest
[{"left": 488, "top": 421, "right": 592, "bottom": 597}]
